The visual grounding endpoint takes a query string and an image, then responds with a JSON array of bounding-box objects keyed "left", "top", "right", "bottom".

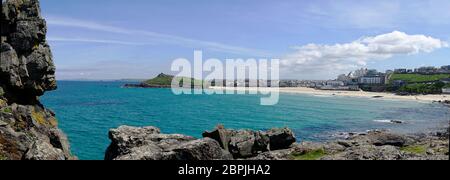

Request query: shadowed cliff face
[
  {"left": 1, "top": 0, "right": 56, "bottom": 104},
  {"left": 1, "top": 0, "right": 74, "bottom": 160}
]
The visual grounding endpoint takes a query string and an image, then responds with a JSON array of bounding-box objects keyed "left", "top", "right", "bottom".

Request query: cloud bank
[{"left": 281, "top": 31, "right": 448, "bottom": 79}]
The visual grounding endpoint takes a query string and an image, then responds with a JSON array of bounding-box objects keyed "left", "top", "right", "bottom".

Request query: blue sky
[{"left": 40, "top": 0, "right": 450, "bottom": 80}]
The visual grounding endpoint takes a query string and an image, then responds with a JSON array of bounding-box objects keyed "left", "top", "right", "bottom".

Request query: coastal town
[
  {"left": 217, "top": 65, "right": 450, "bottom": 95},
  {"left": 280, "top": 65, "right": 450, "bottom": 94},
  {"left": 125, "top": 65, "right": 450, "bottom": 104}
]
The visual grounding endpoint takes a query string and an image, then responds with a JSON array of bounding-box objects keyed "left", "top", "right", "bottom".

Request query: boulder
[
  {"left": 202, "top": 125, "right": 232, "bottom": 151},
  {"left": 203, "top": 126, "right": 272, "bottom": 158},
  {"left": 105, "top": 125, "right": 193, "bottom": 160},
  {"left": 24, "top": 140, "right": 66, "bottom": 160},
  {"left": 169, "top": 138, "right": 233, "bottom": 160},
  {"left": 229, "top": 130, "right": 258, "bottom": 158},
  {"left": 267, "top": 128, "right": 296, "bottom": 150},
  {"left": 105, "top": 126, "right": 232, "bottom": 160},
  {"left": 365, "top": 131, "right": 411, "bottom": 147},
  {"left": 203, "top": 126, "right": 298, "bottom": 158},
  {"left": 107, "top": 125, "right": 162, "bottom": 147}
]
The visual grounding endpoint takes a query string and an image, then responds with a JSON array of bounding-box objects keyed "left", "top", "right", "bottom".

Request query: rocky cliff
[{"left": 0, "top": 0, "right": 74, "bottom": 160}]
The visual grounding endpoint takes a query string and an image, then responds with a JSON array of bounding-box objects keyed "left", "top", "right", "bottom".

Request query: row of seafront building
[
  {"left": 279, "top": 68, "right": 387, "bottom": 91},
  {"left": 279, "top": 65, "right": 450, "bottom": 93},
  {"left": 209, "top": 65, "right": 450, "bottom": 93},
  {"left": 394, "top": 65, "right": 450, "bottom": 74}
]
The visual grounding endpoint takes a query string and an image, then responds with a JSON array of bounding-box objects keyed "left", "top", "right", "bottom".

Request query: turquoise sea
[{"left": 41, "top": 81, "right": 450, "bottom": 160}]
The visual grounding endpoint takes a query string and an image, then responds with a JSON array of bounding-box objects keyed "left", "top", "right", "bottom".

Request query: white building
[
  {"left": 326, "top": 81, "right": 345, "bottom": 87},
  {"left": 352, "top": 68, "right": 368, "bottom": 78},
  {"left": 359, "top": 76, "right": 384, "bottom": 85},
  {"left": 443, "top": 88, "right": 450, "bottom": 94},
  {"left": 337, "top": 74, "right": 350, "bottom": 82}
]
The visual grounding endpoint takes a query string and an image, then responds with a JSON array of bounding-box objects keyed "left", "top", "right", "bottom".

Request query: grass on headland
[
  {"left": 390, "top": 74, "right": 450, "bottom": 84},
  {"left": 291, "top": 149, "right": 326, "bottom": 160},
  {"left": 400, "top": 145, "right": 427, "bottom": 154},
  {"left": 398, "top": 82, "right": 445, "bottom": 94},
  {"left": 144, "top": 74, "right": 174, "bottom": 85},
  {"left": 144, "top": 73, "right": 205, "bottom": 87}
]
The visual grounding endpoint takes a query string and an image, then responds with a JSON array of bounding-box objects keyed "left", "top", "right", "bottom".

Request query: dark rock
[
  {"left": 203, "top": 126, "right": 271, "bottom": 158},
  {"left": 105, "top": 124, "right": 448, "bottom": 160},
  {"left": 9, "top": 19, "right": 47, "bottom": 53},
  {"left": 105, "top": 126, "right": 232, "bottom": 160},
  {"left": 267, "top": 128, "right": 296, "bottom": 150},
  {"left": 391, "top": 120, "right": 404, "bottom": 124},
  {"left": 367, "top": 132, "right": 411, "bottom": 147},
  {"left": 202, "top": 125, "right": 232, "bottom": 151},
  {"left": 229, "top": 130, "right": 258, "bottom": 158},
  {"left": 1, "top": 0, "right": 56, "bottom": 101},
  {"left": 203, "top": 126, "right": 296, "bottom": 158},
  {"left": 0, "top": 0, "right": 74, "bottom": 160},
  {"left": 169, "top": 138, "right": 233, "bottom": 160},
  {"left": 254, "top": 131, "right": 270, "bottom": 152}
]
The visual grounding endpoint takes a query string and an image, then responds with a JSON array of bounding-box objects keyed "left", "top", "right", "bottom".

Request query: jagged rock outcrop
[
  {"left": 106, "top": 125, "right": 297, "bottom": 160},
  {"left": 202, "top": 125, "right": 296, "bottom": 158},
  {"left": 0, "top": 0, "right": 74, "bottom": 160},
  {"left": 105, "top": 126, "right": 233, "bottom": 160},
  {"left": 290, "top": 130, "right": 449, "bottom": 160},
  {"left": 105, "top": 125, "right": 448, "bottom": 160},
  {"left": 266, "top": 128, "right": 297, "bottom": 150}
]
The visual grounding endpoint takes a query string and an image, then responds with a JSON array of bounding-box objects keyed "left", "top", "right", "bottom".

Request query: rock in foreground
[
  {"left": 291, "top": 129, "right": 449, "bottom": 160},
  {"left": 106, "top": 125, "right": 297, "bottom": 160},
  {"left": 105, "top": 125, "right": 448, "bottom": 160},
  {"left": 105, "top": 126, "right": 232, "bottom": 160},
  {"left": 202, "top": 125, "right": 296, "bottom": 158}
]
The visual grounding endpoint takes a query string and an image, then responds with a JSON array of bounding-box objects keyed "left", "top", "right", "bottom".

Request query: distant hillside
[
  {"left": 137, "top": 73, "right": 205, "bottom": 88},
  {"left": 389, "top": 73, "right": 450, "bottom": 84},
  {"left": 144, "top": 73, "right": 175, "bottom": 86}
]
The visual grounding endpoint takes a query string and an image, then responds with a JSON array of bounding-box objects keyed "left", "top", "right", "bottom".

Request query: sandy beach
[{"left": 209, "top": 86, "right": 450, "bottom": 103}]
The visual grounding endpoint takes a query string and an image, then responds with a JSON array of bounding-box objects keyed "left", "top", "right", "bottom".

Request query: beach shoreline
[{"left": 209, "top": 86, "right": 450, "bottom": 103}]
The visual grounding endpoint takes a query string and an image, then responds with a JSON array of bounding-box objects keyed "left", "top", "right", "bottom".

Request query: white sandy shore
[{"left": 209, "top": 86, "right": 450, "bottom": 103}]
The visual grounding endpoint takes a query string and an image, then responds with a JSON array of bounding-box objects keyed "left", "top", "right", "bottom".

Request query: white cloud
[
  {"left": 47, "top": 37, "right": 154, "bottom": 46},
  {"left": 281, "top": 31, "right": 448, "bottom": 79},
  {"left": 45, "top": 16, "right": 271, "bottom": 57}
]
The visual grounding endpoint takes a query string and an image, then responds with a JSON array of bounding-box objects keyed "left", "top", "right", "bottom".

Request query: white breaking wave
[
  {"left": 374, "top": 120, "right": 394, "bottom": 123},
  {"left": 374, "top": 119, "right": 405, "bottom": 124}
]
